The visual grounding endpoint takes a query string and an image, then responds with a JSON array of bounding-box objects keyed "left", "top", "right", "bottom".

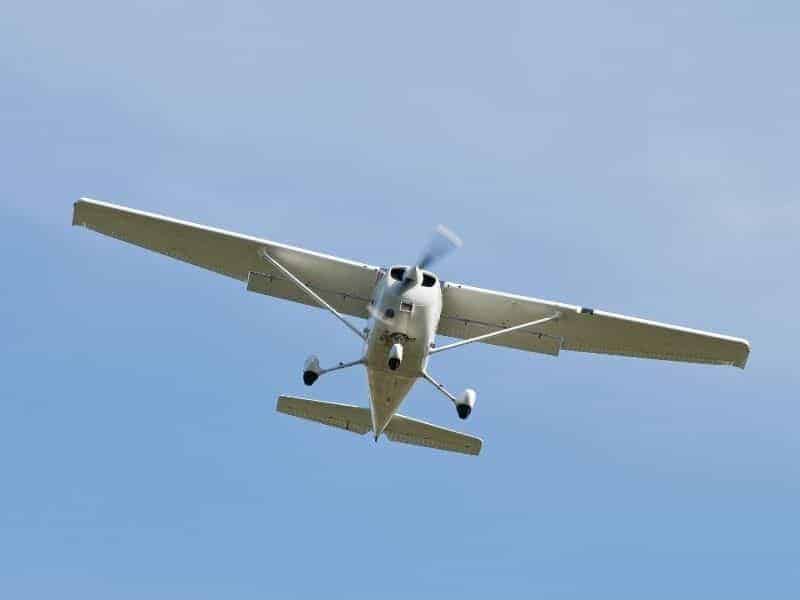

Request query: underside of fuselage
[
  {"left": 367, "top": 368, "right": 417, "bottom": 436},
  {"left": 364, "top": 265, "right": 443, "bottom": 435}
]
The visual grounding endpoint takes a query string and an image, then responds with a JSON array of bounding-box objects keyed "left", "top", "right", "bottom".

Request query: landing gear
[
  {"left": 388, "top": 343, "right": 403, "bottom": 371},
  {"left": 455, "top": 389, "right": 476, "bottom": 420},
  {"left": 420, "top": 371, "right": 477, "bottom": 421},
  {"left": 303, "top": 355, "right": 322, "bottom": 386},
  {"left": 301, "top": 355, "right": 364, "bottom": 386}
]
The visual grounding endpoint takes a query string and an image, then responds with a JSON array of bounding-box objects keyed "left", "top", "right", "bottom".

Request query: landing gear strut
[
  {"left": 259, "top": 251, "right": 369, "bottom": 390},
  {"left": 420, "top": 371, "right": 477, "bottom": 420},
  {"left": 302, "top": 355, "right": 364, "bottom": 386},
  {"left": 420, "top": 313, "right": 561, "bottom": 420}
]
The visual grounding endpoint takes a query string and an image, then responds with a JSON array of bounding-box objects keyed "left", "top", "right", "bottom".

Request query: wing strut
[
  {"left": 260, "top": 249, "right": 367, "bottom": 341},
  {"left": 429, "top": 313, "right": 562, "bottom": 355},
  {"left": 420, "top": 370, "right": 458, "bottom": 403}
]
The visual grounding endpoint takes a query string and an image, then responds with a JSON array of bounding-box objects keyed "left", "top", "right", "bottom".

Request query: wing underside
[
  {"left": 73, "top": 198, "right": 749, "bottom": 368},
  {"left": 72, "top": 198, "right": 380, "bottom": 318},
  {"left": 439, "top": 282, "right": 750, "bottom": 368}
]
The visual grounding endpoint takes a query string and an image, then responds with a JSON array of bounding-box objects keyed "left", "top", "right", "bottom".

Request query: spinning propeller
[
  {"left": 403, "top": 223, "right": 462, "bottom": 287},
  {"left": 417, "top": 224, "right": 463, "bottom": 270},
  {"left": 367, "top": 224, "right": 462, "bottom": 325},
  {"left": 401, "top": 224, "right": 462, "bottom": 285}
]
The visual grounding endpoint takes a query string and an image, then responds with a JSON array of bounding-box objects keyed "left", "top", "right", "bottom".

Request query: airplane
[{"left": 72, "top": 198, "right": 750, "bottom": 456}]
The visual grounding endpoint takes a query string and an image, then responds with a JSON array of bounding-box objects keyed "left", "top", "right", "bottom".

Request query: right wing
[
  {"left": 72, "top": 198, "right": 381, "bottom": 318},
  {"left": 439, "top": 281, "right": 750, "bottom": 368}
]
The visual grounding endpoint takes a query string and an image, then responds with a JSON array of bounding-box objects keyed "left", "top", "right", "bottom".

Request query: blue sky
[{"left": 2, "top": 1, "right": 799, "bottom": 597}]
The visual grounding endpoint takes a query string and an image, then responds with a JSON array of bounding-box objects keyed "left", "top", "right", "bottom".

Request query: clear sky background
[{"left": 2, "top": 2, "right": 799, "bottom": 598}]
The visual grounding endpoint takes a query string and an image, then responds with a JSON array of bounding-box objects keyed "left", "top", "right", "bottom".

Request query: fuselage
[{"left": 364, "top": 265, "right": 442, "bottom": 434}]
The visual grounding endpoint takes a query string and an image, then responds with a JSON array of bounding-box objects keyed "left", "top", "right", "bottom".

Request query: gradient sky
[{"left": 2, "top": 2, "right": 799, "bottom": 598}]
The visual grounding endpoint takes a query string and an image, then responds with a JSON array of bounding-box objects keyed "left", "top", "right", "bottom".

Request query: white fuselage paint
[{"left": 364, "top": 266, "right": 442, "bottom": 435}]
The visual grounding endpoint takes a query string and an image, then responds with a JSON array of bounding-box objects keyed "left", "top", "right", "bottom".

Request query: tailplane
[
  {"left": 276, "top": 395, "right": 482, "bottom": 456},
  {"left": 384, "top": 414, "right": 481, "bottom": 455},
  {"left": 277, "top": 396, "right": 371, "bottom": 434}
]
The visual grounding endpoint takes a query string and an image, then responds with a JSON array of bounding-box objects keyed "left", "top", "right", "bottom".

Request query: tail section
[
  {"left": 384, "top": 414, "right": 482, "bottom": 456},
  {"left": 277, "top": 396, "right": 372, "bottom": 434},
  {"left": 276, "top": 395, "right": 482, "bottom": 456}
]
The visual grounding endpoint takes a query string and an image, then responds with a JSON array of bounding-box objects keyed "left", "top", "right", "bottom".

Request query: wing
[
  {"left": 439, "top": 281, "right": 750, "bottom": 368},
  {"left": 72, "top": 198, "right": 381, "bottom": 318}
]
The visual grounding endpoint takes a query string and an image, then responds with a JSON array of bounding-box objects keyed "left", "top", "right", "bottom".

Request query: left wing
[
  {"left": 439, "top": 281, "right": 750, "bottom": 368},
  {"left": 72, "top": 198, "right": 381, "bottom": 318}
]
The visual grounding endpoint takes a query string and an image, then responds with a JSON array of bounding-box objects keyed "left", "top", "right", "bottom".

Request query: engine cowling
[{"left": 456, "top": 388, "right": 476, "bottom": 419}]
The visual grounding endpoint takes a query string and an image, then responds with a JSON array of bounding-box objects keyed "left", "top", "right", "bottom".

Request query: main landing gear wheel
[
  {"left": 303, "top": 355, "right": 321, "bottom": 386},
  {"left": 455, "top": 389, "right": 476, "bottom": 420}
]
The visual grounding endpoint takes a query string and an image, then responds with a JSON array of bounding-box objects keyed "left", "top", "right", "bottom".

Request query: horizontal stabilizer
[
  {"left": 276, "top": 395, "right": 482, "bottom": 455},
  {"left": 385, "top": 414, "right": 482, "bottom": 456},
  {"left": 277, "top": 396, "right": 371, "bottom": 434}
]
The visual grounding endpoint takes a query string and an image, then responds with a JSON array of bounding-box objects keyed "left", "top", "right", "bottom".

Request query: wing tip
[
  {"left": 71, "top": 199, "right": 82, "bottom": 226},
  {"left": 471, "top": 439, "right": 483, "bottom": 456},
  {"left": 72, "top": 197, "right": 95, "bottom": 226},
  {"left": 734, "top": 338, "right": 751, "bottom": 369}
]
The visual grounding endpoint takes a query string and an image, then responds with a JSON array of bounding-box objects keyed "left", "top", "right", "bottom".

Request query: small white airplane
[{"left": 73, "top": 198, "right": 750, "bottom": 456}]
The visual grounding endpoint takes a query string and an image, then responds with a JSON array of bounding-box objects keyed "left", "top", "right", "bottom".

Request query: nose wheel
[{"left": 388, "top": 342, "right": 403, "bottom": 371}]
